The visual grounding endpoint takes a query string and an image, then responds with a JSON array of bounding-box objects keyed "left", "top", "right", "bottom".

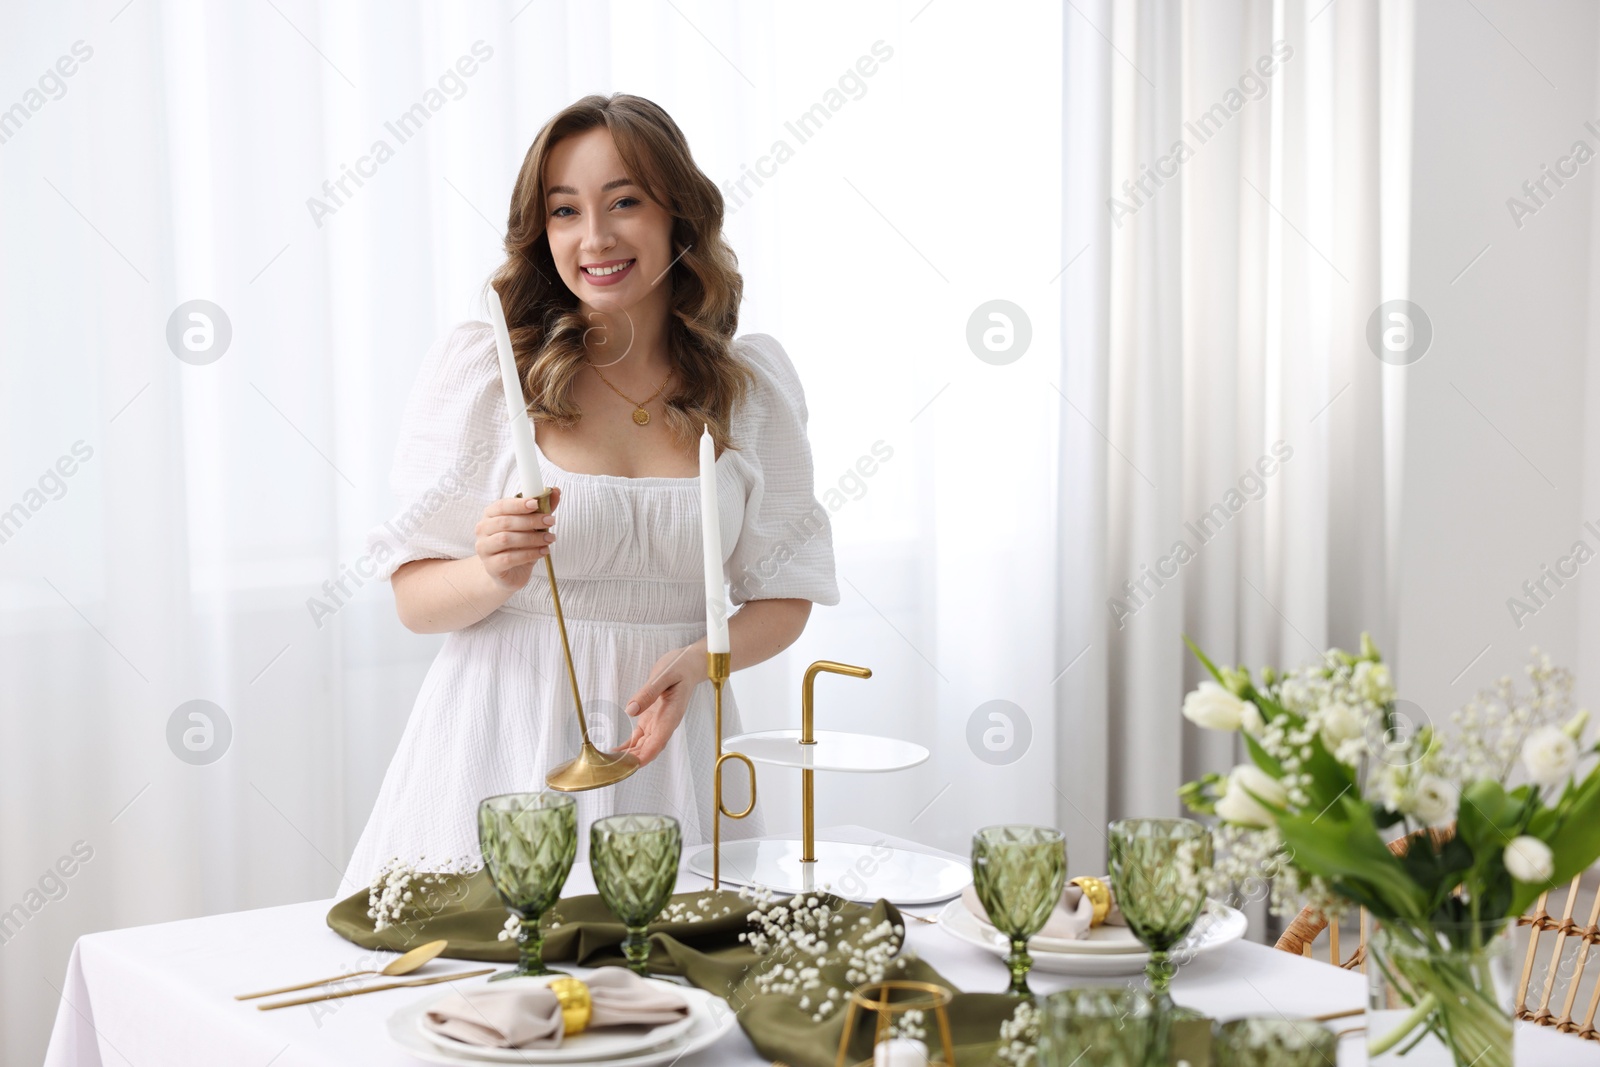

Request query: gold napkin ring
[
  {"left": 548, "top": 977, "right": 591, "bottom": 1036},
  {"left": 1070, "top": 876, "right": 1113, "bottom": 927}
]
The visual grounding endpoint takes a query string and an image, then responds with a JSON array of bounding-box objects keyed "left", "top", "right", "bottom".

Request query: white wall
[{"left": 1397, "top": 0, "right": 1599, "bottom": 724}]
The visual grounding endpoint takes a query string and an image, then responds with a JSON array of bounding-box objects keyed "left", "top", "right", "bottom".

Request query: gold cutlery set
[{"left": 234, "top": 939, "right": 490, "bottom": 1011}]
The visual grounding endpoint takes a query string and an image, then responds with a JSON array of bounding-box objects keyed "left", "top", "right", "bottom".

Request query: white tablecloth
[{"left": 43, "top": 825, "right": 1598, "bottom": 1066}]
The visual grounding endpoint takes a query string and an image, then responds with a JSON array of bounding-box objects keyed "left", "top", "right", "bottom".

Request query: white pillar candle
[
  {"left": 874, "top": 1038, "right": 929, "bottom": 1067},
  {"left": 700, "top": 424, "right": 730, "bottom": 654},
  {"left": 486, "top": 288, "right": 545, "bottom": 498}
]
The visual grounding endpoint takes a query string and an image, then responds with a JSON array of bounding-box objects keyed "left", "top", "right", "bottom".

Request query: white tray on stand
[{"left": 690, "top": 675, "right": 972, "bottom": 907}]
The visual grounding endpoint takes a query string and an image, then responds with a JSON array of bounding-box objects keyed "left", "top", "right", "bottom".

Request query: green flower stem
[
  {"left": 1369, "top": 933, "right": 1512, "bottom": 1067},
  {"left": 1368, "top": 993, "right": 1437, "bottom": 1056}
]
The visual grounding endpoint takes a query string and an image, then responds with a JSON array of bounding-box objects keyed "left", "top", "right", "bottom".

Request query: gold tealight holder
[
  {"left": 708, "top": 649, "right": 755, "bottom": 888},
  {"left": 834, "top": 980, "right": 956, "bottom": 1067},
  {"left": 519, "top": 489, "right": 641, "bottom": 792}
]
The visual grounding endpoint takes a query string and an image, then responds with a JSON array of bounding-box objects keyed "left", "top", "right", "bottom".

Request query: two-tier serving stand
[{"left": 689, "top": 657, "right": 971, "bottom": 906}]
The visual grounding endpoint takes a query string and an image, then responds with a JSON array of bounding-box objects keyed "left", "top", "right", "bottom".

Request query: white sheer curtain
[
  {"left": 1, "top": 2, "right": 1067, "bottom": 1063},
  {"left": 1055, "top": 0, "right": 1410, "bottom": 854}
]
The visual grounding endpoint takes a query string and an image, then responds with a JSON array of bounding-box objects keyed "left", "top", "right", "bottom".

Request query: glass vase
[{"left": 1366, "top": 920, "right": 1515, "bottom": 1067}]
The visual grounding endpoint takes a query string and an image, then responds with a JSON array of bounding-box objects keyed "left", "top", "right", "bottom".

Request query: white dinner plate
[
  {"left": 966, "top": 910, "right": 1148, "bottom": 955},
  {"left": 388, "top": 974, "right": 737, "bottom": 1066},
  {"left": 937, "top": 897, "right": 1248, "bottom": 976}
]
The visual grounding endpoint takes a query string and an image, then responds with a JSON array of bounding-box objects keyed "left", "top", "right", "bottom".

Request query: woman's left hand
[{"left": 619, "top": 642, "right": 705, "bottom": 764}]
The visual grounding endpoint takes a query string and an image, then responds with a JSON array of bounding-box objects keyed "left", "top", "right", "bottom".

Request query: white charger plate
[
  {"left": 938, "top": 897, "right": 1247, "bottom": 976},
  {"left": 388, "top": 974, "right": 737, "bottom": 1066}
]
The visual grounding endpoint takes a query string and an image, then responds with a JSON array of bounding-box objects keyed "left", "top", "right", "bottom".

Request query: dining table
[{"left": 42, "top": 824, "right": 1600, "bottom": 1066}]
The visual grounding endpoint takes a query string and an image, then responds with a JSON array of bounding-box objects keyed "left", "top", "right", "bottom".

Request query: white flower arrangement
[{"left": 1180, "top": 635, "right": 1600, "bottom": 1066}]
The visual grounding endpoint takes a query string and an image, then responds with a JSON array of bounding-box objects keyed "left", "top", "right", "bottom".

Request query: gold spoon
[
  {"left": 234, "top": 939, "right": 451, "bottom": 1000},
  {"left": 257, "top": 967, "right": 496, "bottom": 1010}
]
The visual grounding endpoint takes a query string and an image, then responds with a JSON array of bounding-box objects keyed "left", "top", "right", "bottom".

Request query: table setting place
[{"left": 177, "top": 630, "right": 1600, "bottom": 1067}]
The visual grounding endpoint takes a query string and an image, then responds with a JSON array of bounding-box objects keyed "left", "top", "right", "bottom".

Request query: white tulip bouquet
[{"left": 1177, "top": 635, "right": 1600, "bottom": 1067}]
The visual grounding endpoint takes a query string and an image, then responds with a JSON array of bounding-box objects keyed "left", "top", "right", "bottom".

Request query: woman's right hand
[{"left": 476, "top": 486, "right": 561, "bottom": 591}]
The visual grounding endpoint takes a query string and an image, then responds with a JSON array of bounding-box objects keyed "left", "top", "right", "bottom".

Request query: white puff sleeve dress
[{"left": 338, "top": 324, "right": 839, "bottom": 896}]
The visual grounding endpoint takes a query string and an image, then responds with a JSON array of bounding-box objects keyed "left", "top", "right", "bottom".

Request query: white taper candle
[
  {"left": 700, "top": 423, "right": 730, "bottom": 653},
  {"left": 486, "top": 287, "right": 545, "bottom": 498}
]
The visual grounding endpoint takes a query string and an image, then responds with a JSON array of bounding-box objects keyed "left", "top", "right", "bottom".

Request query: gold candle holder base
[
  {"left": 709, "top": 650, "right": 755, "bottom": 889},
  {"left": 515, "top": 491, "right": 641, "bottom": 793},
  {"left": 835, "top": 980, "right": 956, "bottom": 1067},
  {"left": 546, "top": 743, "right": 641, "bottom": 792}
]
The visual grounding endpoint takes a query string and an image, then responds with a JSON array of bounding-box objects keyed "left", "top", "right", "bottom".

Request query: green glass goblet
[
  {"left": 970, "top": 824, "right": 1067, "bottom": 996},
  {"left": 590, "top": 813, "right": 682, "bottom": 975},
  {"left": 1037, "top": 986, "right": 1155, "bottom": 1067},
  {"left": 478, "top": 791, "right": 578, "bottom": 980},
  {"left": 1214, "top": 1018, "right": 1338, "bottom": 1067},
  {"left": 1108, "top": 817, "right": 1213, "bottom": 1006}
]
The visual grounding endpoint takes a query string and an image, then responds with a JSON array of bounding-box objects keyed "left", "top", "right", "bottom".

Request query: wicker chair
[{"left": 1272, "top": 827, "right": 1600, "bottom": 1042}]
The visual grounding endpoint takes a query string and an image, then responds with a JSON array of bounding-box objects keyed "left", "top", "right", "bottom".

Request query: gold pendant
[{"left": 633, "top": 408, "right": 650, "bottom": 426}]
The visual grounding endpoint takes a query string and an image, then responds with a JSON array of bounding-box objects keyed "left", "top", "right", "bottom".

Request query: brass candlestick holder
[
  {"left": 834, "top": 980, "right": 956, "bottom": 1067},
  {"left": 708, "top": 649, "right": 755, "bottom": 889},
  {"left": 519, "top": 489, "right": 641, "bottom": 792}
]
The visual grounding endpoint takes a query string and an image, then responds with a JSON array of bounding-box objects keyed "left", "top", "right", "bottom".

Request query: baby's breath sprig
[
  {"left": 994, "top": 999, "right": 1040, "bottom": 1066},
  {"left": 365, "top": 853, "right": 479, "bottom": 932},
  {"left": 657, "top": 891, "right": 738, "bottom": 924},
  {"left": 733, "top": 884, "right": 913, "bottom": 1023}
]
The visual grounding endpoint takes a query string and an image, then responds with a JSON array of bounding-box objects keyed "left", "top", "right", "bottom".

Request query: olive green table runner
[{"left": 327, "top": 869, "right": 1210, "bottom": 1066}]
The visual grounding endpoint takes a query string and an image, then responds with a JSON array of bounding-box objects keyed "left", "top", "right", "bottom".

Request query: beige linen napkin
[
  {"left": 585, "top": 968, "right": 692, "bottom": 1027},
  {"left": 962, "top": 877, "right": 1126, "bottom": 940},
  {"left": 422, "top": 967, "right": 690, "bottom": 1049}
]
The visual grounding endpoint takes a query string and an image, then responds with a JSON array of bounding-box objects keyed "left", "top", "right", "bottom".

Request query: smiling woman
[{"left": 341, "top": 94, "right": 841, "bottom": 892}]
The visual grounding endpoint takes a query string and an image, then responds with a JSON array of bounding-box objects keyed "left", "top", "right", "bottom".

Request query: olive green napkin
[{"left": 326, "top": 870, "right": 1209, "bottom": 1066}]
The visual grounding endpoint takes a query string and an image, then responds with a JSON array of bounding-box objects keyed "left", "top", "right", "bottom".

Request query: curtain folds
[{"left": 1055, "top": 0, "right": 1405, "bottom": 850}]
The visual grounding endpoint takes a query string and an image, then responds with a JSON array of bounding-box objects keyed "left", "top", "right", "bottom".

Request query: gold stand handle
[{"left": 800, "top": 661, "right": 872, "bottom": 864}]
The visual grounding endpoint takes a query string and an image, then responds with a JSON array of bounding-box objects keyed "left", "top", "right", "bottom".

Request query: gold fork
[{"left": 256, "top": 967, "right": 495, "bottom": 1010}]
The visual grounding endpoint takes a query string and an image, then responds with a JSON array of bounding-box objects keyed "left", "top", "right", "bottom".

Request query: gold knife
[{"left": 256, "top": 968, "right": 497, "bottom": 1010}]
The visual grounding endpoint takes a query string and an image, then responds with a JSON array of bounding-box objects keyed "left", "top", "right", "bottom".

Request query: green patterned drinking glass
[
  {"left": 970, "top": 825, "right": 1067, "bottom": 996},
  {"left": 1037, "top": 986, "right": 1155, "bottom": 1067},
  {"left": 478, "top": 791, "right": 578, "bottom": 980},
  {"left": 590, "top": 813, "right": 682, "bottom": 975},
  {"left": 1108, "top": 817, "right": 1213, "bottom": 1005},
  {"left": 1214, "top": 1018, "right": 1338, "bottom": 1067}
]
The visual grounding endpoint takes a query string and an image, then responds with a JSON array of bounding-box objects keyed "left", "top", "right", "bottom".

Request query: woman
[{"left": 339, "top": 94, "right": 839, "bottom": 895}]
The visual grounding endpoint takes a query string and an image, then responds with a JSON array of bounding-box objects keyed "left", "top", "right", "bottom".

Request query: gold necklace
[{"left": 588, "top": 364, "right": 673, "bottom": 426}]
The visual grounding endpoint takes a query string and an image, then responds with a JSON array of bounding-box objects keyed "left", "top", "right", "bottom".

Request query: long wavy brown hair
[{"left": 488, "top": 93, "right": 754, "bottom": 457}]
